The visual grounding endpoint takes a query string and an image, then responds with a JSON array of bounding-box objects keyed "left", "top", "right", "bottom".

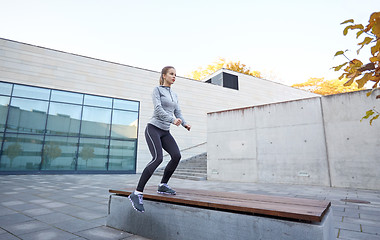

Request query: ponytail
[{"left": 159, "top": 66, "right": 175, "bottom": 85}]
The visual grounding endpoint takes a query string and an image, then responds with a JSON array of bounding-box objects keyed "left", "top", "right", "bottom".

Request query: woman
[{"left": 129, "top": 66, "right": 191, "bottom": 213}]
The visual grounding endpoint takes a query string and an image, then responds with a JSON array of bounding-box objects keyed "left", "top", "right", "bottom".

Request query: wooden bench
[{"left": 106, "top": 186, "right": 333, "bottom": 240}]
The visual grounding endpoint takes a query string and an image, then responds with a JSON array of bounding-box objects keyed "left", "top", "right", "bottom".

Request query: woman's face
[{"left": 163, "top": 68, "right": 176, "bottom": 85}]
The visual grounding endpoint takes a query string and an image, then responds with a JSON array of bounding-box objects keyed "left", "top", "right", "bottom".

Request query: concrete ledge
[{"left": 106, "top": 194, "right": 334, "bottom": 240}]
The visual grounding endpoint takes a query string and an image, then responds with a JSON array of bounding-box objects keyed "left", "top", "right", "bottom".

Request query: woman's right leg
[{"left": 136, "top": 124, "right": 164, "bottom": 192}]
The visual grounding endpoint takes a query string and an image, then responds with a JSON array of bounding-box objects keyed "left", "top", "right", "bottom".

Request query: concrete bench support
[{"left": 106, "top": 194, "right": 333, "bottom": 240}]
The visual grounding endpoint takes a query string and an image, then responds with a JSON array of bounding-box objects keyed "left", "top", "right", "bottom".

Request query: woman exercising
[{"left": 128, "top": 66, "right": 191, "bottom": 213}]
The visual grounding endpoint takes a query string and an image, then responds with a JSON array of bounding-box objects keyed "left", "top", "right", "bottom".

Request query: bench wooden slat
[
  {"left": 159, "top": 187, "right": 329, "bottom": 208},
  {"left": 109, "top": 187, "right": 330, "bottom": 222}
]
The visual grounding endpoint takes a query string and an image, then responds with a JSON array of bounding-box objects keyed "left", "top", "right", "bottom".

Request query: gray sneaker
[
  {"left": 128, "top": 192, "right": 145, "bottom": 213},
  {"left": 157, "top": 183, "right": 176, "bottom": 195}
]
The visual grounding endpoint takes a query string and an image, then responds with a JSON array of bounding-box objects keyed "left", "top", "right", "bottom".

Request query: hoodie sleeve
[{"left": 152, "top": 87, "right": 176, "bottom": 124}]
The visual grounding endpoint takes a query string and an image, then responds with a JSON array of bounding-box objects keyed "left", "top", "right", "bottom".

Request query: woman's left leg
[{"left": 160, "top": 132, "right": 181, "bottom": 184}]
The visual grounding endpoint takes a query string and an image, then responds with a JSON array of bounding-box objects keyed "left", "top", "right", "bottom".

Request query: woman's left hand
[{"left": 184, "top": 124, "right": 191, "bottom": 131}]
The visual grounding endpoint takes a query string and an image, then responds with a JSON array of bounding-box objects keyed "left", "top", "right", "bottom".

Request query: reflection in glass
[
  {"left": 77, "top": 138, "right": 108, "bottom": 170},
  {"left": 47, "top": 102, "right": 82, "bottom": 136},
  {"left": 0, "top": 96, "right": 10, "bottom": 132},
  {"left": 51, "top": 90, "right": 83, "bottom": 104},
  {"left": 13, "top": 85, "right": 50, "bottom": 100},
  {"left": 108, "top": 140, "right": 136, "bottom": 171},
  {"left": 81, "top": 106, "right": 111, "bottom": 138},
  {"left": 113, "top": 99, "right": 139, "bottom": 111},
  {"left": 0, "top": 82, "right": 12, "bottom": 95},
  {"left": 7, "top": 98, "right": 48, "bottom": 134},
  {"left": 111, "top": 110, "right": 138, "bottom": 139},
  {"left": 84, "top": 95, "right": 112, "bottom": 108},
  {"left": 0, "top": 134, "right": 43, "bottom": 171},
  {"left": 41, "top": 136, "right": 78, "bottom": 170},
  {"left": 0, "top": 83, "right": 139, "bottom": 173}
]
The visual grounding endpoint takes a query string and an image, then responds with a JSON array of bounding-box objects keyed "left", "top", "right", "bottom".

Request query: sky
[{"left": 0, "top": 0, "right": 377, "bottom": 85}]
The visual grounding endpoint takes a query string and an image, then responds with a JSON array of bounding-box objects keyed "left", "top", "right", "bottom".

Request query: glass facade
[{"left": 0, "top": 82, "right": 139, "bottom": 174}]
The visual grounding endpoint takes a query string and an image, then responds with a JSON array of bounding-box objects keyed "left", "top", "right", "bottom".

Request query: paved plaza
[{"left": 0, "top": 174, "right": 380, "bottom": 240}]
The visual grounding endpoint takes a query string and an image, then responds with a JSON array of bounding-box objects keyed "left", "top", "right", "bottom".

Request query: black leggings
[{"left": 136, "top": 124, "right": 181, "bottom": 192}]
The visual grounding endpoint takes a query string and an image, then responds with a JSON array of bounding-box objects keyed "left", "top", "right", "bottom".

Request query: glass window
[
  {"left": 7, "top": 98, "right": 48, "bottom": 134},
  {"left": 41, "top": 136, "right": 79, "bottom": 170},
  {"left": 51, "top": 90, "right": 83, "bottom": 104},
  {"left": 12, "top": 85, "right": 50, "bottom": 100},
  {"left": 84, "top": 95, "right": 112, "bottom": 108},
  {"left": 81, "top": 106, "right": 111, "bottom": 138},
  {"left": 0, "top": 134, "right": 43, "bottom": 171},
  {"left": 113, "top": 99, "right": 139, "bottom": 111},
  {"left": 46, "top": 102, "right": 82, "bottom": 136},
  {"left": 111, "top": 110, "right": 138, "bottom": 139},
  {"left": 0, "top": 96, "right": 10, "bottom": 132},
  {"left": 77, "top": 138, "right": 108, "bottom": 170},
  {"left": 0, "top": 82, "right": 13, "bottom": 95},
  {"left": 108, "top": 139, "right": 136, "bottom": 171}
]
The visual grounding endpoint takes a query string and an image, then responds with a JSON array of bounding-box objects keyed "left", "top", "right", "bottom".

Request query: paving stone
[
  {"left": 360, "top": 213, "right": 380, "bottom": 221},
  {"left": 334, "top": 210, "right": 359, "bottom": 218},
  {"left": 1, "top": 220, "right": 51, "bottom": 235},
  {"left": 339, "top": 229, "right": 380, "bottom": 240},
  {"left": 18, "top": 227, "right": 79, "bottom": 240},
  {"left": 43, "top": 202, "right": 69, "bottom": 208},
  {"left": 23, "top": 208, "right": 54, "bottom": 217},
  {"left": 334, "top": 221, "right": 361, "bottom": 231},
  {"left": 29, "top": 199, "right": 53, "bottom": 204},
  {"left": 0, "top": 207, "right": 17, "bottom": 217},
  {"left": 8, "top": 203, "right": 40, "bottom": 212},
  {"left": 122, "top": 235, "right": 151, "bottom": 240},
  {"left": 0, "top": 213, "right": 33, "bottom": 226},
  {"left": 33, "top": 212, "right": 77, "bottom": 224},
  {"left": 68, "top": 211, "right": 106, "bottom": 221},
  {"left": 72, "top": 201, "right": 104, "bottom": 209},
  {"left": 362, "top": 224, "right": 380, "bottom": 235},
  {"left": 0, "top": 232, "right": 20, "bottom": 240},
  {"left": 1, "top": 200, "right": 25, "bottom": 207},
  {"left": 52, "top": 218, "right": 102, "bottom": 233},
  {"left": 76, "top": 226, "right": 132, "bottom": 240},
  {"left": 343, "top": 216, "right": 380, "bottom": 227}
]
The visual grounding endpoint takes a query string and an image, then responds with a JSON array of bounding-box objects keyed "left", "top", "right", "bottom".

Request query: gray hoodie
[{"left": 149, "top": 86, "right": 187, "bottom": 131}]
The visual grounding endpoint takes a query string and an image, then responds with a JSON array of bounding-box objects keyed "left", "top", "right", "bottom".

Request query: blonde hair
[{"left": 159, "top": 66, "right": 175, "bottom": 85}]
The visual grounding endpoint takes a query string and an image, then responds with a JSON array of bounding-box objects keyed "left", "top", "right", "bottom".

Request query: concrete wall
[
  {"left": 0, "top": 38, "right": 317, "bottom": 172},
  {"left": 208, "top": 90, "right": 380, "bottom": 190}
]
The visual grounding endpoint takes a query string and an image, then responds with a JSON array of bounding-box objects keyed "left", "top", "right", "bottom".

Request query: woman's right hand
[{"left": 173, "top": 118, "right": 182, "bottom": 126}]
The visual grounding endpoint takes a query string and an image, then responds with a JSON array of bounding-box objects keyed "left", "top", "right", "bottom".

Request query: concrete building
[
  {"left": 0, "top": 38, "right": 317, "bottom": 174},
  {"left": 207, "top": 90, "right": 380, "bottom": 190}
]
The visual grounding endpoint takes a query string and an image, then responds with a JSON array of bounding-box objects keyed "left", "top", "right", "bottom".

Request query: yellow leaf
[
  {"left": 370, "top": 114, "right": 379, "bottom": 125},
  {"left": 343, "top": 25, "right": 351, "bottom": 35},
  {"left": 356, "top": 30, "right": 364, "bottom": 38},
  {"left": 341, "top": 19, "right": 354, "bottom": 25},
  {"left": 358, "top": 37, "right": 373, "bottom": 46},
  {"left": 370, "top": 56, "right": 380, "bottom": 62},
  {"left": 371, "top": 40, "right": 380, "bottom": 56},
  {"left": 333, "top": 62, "right": 348, "bottom": 71},
  {"left": 356, "top": 73, "right": 371, "bottom": 88},
  {"left": 372, "top": 21, "right": 380, "bottom": 37},
  {"left": 362, "top": 110, "right": 375, "bottom": 120},
  {"left": 334, "top": 51, "right": 345, "bottom": 57}
]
